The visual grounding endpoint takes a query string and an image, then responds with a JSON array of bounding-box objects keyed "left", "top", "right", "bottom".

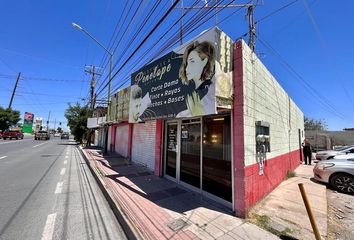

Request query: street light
[{"left": 71, "top": 22, "right": 114, "bottom": 121}]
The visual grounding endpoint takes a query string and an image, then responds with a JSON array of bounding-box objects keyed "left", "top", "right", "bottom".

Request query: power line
[
  {"left": 255, "top": 0, "right": 299, "bottom": 24},
  {"left": 94, "top": 0, "right": 163, "bottom": 95},
  {"left": 256, "top": 35, "right": 349, "bottom": 122},
  {"left": 97, "top": 0, "right": 219, "bottom": 98},
  {"left": 302, "top": 0, "right": 354, "bottom": 108},
  {"left": 98, "top": 0, "right": 245, "bottom": 100},
  {"left": 0, "top": 74, "right": 87, "bottom": 83},
  {"left": 95, "top": 0, "right": 182, "bottom": 97}
]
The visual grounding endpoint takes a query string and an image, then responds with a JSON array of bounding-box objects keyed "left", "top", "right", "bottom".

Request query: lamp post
[
  {"left": 71, "top": 22, "right": 113, "bottom": 121},
  {"left": 72, "top": 22, "right": 113, "bottom": 152}
]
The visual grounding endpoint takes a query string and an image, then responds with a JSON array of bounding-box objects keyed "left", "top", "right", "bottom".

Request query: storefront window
[
  {"left": 166, "top": 123, "right": 177, "bottom": 178},
  {"left": 202, "top": 115, "right": 232, "bottom": 202},
  {"left": 180, "top": 121, "right": 201, "bottom": 188}
]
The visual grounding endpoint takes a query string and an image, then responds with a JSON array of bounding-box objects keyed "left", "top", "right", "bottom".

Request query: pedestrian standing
[{"left": 302, "top": 138, "right": 312, "bottom": 165}]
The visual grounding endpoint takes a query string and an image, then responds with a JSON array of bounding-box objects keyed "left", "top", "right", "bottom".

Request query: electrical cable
[
  {"left": 98, "top": 0, "right": 242, "bottom": 99},
  {"left": 95, "top": 0, "right": 182, "bottom": 97},
  {"left": 95, "top": 0, "right": 162, "bottom": 94},
  {"left": 302, "top": 0, "right": 354, "bottom": 108},
  {"left": 256, "top": 35, "right": 349, "bottom": 122},
  {"left": 255, "top": 0, "right": 299, "bottom": 24}
]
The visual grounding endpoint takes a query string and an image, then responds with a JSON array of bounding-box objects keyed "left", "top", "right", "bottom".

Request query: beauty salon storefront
[
  {"left": 119, "top": 27, "right": 304, "bottom": 217},
  {"left": 128, "top": 27, "right": 234, "bottom": 207},
  {"left": 164, "top": 113, "right": 232, "bottom": 206}
]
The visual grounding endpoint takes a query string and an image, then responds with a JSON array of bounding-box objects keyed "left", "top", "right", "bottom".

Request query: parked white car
[
  {"left": 313, "top": 154, "right": 354, "bottom": 194},
  {"left": 315, "top": 146, "right": 354, "bottom": 160}
]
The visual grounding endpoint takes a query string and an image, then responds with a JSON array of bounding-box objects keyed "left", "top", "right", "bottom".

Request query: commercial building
[{"left": 95, "top": 28, "right": 304, "bottom": 217}]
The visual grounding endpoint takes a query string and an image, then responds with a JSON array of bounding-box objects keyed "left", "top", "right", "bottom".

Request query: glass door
[
  {"left": 165, "top": 122, "right": 178, "bottom": 179},
  {"left": 202, "top": 115, "right": 232, "bottom": 202},
  {"left": 180, "top": 119, "right": 201, "bottom": 189}
]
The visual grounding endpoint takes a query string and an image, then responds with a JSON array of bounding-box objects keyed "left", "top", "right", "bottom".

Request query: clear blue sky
[{"left": 0, "top": 0, "right": 353, "bottom": 131}]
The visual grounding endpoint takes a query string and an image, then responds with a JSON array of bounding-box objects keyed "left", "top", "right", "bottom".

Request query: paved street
[{"left": 0, "top": 136, "right": 127, "bottom": 240}]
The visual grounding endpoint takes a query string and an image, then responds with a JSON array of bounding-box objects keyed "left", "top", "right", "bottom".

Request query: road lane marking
[
  {"left": 41, "top": 213, "right": 57, "bottom": 240},
  {"left": 33, "top": 142, "right": 49, "bottom": 148},
  {"left": 54, "top": 182, "right": 63, "bottom": 194},
  {"left": 60, "top": 168, "right": 66, "bottom": 175},
  {"left": 0, "top": 139, "right": 32, "bottom": 145},
  {"left": 63, "top": 160, "right": 67, "bottom": 165},
  {"left": 65, "top": 156, "right": 69, "bottom": 159},
  {"left": 0, "top": 156, "right": 7, "bottom": 160}
]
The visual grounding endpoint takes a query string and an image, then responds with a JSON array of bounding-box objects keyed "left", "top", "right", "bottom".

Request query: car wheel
[
  {"left": 3, "top": 138, "right": 7, "bottom": 140},
  {"left": 330, "top": 173, "right": 354, "bottom": 194}
]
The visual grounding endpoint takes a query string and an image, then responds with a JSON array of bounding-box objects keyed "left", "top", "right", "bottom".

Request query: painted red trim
[
  {"left": 244, "top": 149, "right": 301, "bottom": 211},
  {"left": 154, "top": 120, "right": 163, "bottom": 176},
  {"left": 232, "top": 40, "right": 246, "bottom": 217},
  {"left": 128, "top": 123, "right": 133, "bottom": 159},
  {"left": 111, "top": 125, "right": 116, "bottom": 152}
]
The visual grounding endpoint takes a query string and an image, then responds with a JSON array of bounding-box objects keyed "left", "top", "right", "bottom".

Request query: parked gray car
[
  {"left": 315, "top": 145, "right": 354, "bottom": 160},
  {"left": 313, "top": 154, "right": 354, "bottom": 194}
]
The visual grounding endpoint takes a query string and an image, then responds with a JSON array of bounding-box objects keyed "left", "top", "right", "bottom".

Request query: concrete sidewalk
[
  {"left": 248, "top": 164, "right": 327, "bottom": 240},
  {"left": 80, "top": 146, "right": 279, "bottom": 240}
]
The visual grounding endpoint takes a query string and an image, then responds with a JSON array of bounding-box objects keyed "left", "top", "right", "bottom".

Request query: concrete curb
[{"left": 78, "top": 146, "right": 143, "bottom": 240}]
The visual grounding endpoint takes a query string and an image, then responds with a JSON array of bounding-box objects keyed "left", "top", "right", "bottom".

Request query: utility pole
[
  {"left": 47, "top": 111, "right": 51, "bottom": 132},
  {"left": 54, "top": 118, "right": 56, "bottom": 131},
  {"left": 85, "top": 65, "right": 101, "bottom": 112},
  {"left": 8, "top": 72, "right": 21, "bottom": 109},
  {"left": 176, "top": 1, "right": 260, "bottom": 51},
  {"left": 247, "top": 3, "right": 256, "bottom": 52},
  {"left": 85, "top": 65, "right": 101, "bottom": 146}
]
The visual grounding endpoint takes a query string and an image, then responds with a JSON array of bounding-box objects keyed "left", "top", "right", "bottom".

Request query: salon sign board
[
  {"left": 109, "top": 86, "right": 131, "bottom": 122},
  {"left": 129, "top": 27, "right": 233, "bottom": 123}
]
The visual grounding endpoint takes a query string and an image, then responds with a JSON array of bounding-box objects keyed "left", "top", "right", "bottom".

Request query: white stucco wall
[{"left": 241, "top": 41, "right": 304, "bottom": 166}]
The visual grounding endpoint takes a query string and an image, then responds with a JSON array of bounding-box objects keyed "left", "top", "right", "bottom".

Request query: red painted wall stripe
[
  {"left": 244, "top": 149, "right": 301, "bottom": 210},
  {"left": 232, "top": 40, "right": 246, "bottom": 217}
]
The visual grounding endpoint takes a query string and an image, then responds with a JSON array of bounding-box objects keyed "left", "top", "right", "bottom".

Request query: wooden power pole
[{"left": 8, "top": 72, "right": 21, "bottom": 109}]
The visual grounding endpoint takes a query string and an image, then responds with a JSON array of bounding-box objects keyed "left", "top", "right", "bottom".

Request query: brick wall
[{"left": 132, "top": 120, "right": 157, "bottom": 171}]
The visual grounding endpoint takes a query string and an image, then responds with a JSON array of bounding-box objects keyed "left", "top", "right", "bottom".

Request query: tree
[
  {"left": 64, "top": 103, "right": 89, "bottom": 143},
  {"left": 304, "top": 117, "right": 327, "bottom": 131},
  {"left": 0, "top": 107, "right": 21, "bottom": 131}
]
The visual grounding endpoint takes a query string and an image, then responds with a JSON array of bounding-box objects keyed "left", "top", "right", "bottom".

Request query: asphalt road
[{"left": 0, "top": 135, "right": 127, "bottom": 240}]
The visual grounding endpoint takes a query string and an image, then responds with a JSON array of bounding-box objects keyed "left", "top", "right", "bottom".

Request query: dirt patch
[{"left": 327, "top": 189, "right": 354, "bottom": 240}]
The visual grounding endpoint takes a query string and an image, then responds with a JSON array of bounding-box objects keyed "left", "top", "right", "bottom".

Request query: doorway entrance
[{"left": 163, "top": 115, "right": 232, "bottom": 205}]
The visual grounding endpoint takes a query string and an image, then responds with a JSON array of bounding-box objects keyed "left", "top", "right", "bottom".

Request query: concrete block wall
[
  {"left": 233, "top": 40, "right": 304, "bottom": 217},
  {"left": 241, "top": 40, "right": 304, "bottom": 166},
  {"left": 131, "top": 121, "right": 157, "bottom": 171}
]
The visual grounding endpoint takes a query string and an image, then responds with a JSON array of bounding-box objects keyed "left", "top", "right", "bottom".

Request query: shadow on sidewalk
[{"left": 84, "top": 147, "right": 232, "bottom": 216}]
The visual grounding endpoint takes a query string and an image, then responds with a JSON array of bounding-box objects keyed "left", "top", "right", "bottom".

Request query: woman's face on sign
[
  {"left": 131, "top": 97, "right": 141, "bottom": 121},
  {"left": 186, "top": 50, "right": 207, "bottom": 82}
]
